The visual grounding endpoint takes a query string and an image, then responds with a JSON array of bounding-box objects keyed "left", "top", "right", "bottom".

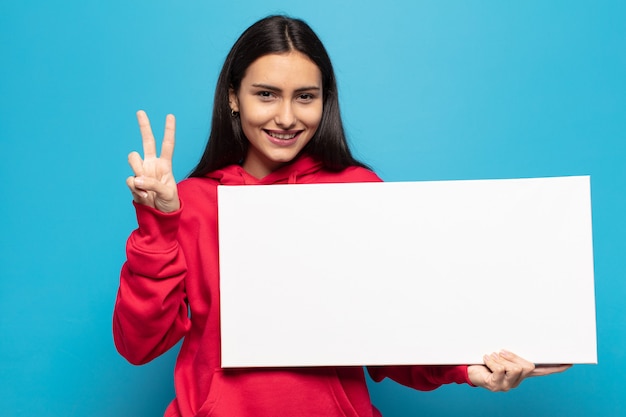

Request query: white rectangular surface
[{"left": 218, "top": 176, "right": 596, "bottom": 367}]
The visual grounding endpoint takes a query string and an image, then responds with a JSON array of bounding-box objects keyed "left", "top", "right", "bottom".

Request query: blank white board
[{"left": 218, "top": 176, "right": 596, "bottom": 367}]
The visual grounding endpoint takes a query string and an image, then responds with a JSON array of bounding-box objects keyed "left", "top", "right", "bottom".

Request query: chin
[{"left": 269, "top": 151, "right": 300, "bottom": 164}]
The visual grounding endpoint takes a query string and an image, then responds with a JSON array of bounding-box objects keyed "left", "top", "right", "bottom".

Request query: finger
[
  {"left": 499, "top": 350, "right": 535, "bottom": 376},
  {"left": 485, "top": 352, "right": 524, "bottom": 390},
  {"left": 131, "top": 175, "right": 168, "bottom": 197},
  {"left": 126, "top": 176, "right": 148, "bottom": 200},
  {"left": 498, "top": 350, "right": 528, "bottom": 364},
  {"left": 136, "top": 110, "right": 157, "bottom": 158},
  {"left": 483, "top": 353, "right": 507, "bottom": 385},
  {"left": 160, "top": 114, "right": 176, "bottom": 161},
  {"left": 128, "top": 151, "right": 144, "bottom": 177},
  {"left": 495, "top": 351, "right": 535, "bottom": 389},
  {"left": 531, "top": 364, "right": 572, "bottom": 377},
  {"left": 503, "top": 362, "right": 525, "bottom": 389}
]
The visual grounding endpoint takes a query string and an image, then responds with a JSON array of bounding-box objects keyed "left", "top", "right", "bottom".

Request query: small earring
[{"left": 231, "top": 109, "right": 239, "bottom": 118}]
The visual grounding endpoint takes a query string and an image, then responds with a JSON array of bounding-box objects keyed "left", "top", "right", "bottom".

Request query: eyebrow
[{"left": 251, "top": 83, "right": 321, "bottom": 93}]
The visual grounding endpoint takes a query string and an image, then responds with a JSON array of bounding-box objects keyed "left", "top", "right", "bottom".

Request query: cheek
[
  {"left": 239, "top": 105, "right": 272, "bottom": 128},
  {"left": 299, "top": 105, "right": 323, "bottom": 128}
]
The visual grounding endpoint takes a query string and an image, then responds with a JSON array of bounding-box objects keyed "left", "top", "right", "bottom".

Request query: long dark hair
[{"left": 189, "top": 15, "right": 368, "bottom": 177}]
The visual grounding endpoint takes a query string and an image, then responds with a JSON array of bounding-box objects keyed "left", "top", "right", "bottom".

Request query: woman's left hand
[{"left": 468, "top": 350, "right": 572, "bottom": 392}]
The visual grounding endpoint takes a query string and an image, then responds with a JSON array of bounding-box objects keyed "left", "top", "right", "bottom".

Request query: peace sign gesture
[{"left": 126, "top": 110, "right": 180, "bottom": 213}]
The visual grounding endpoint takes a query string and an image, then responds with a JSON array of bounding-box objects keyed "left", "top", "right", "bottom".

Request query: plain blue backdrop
[{"left": 1, "top": 1, "right": 624, "bottom": 416}]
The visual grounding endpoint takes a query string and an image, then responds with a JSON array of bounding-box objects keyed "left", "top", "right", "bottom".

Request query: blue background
[{"left": 1, "top": 1, "right": 624, "bottom": 416}]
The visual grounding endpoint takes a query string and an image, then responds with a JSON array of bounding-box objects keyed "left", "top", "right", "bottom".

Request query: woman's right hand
[{"left": 126, "top": 110, "right": 180, "bottom": 213}]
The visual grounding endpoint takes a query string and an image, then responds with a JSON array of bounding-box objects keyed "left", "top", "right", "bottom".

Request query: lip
[{"left": 264, "top": 129, "right": 301, "bottom": 147}]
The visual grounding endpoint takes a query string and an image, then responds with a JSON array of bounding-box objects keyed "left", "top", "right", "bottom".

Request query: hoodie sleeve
[
  {"left": 113, "top": 201, "right": 191, "bottom": 365},
  {"left": 367, "top": 365, "right": 474, "bottom": 391}
]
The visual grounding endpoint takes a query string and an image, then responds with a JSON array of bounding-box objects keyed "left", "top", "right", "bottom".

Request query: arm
[
  {"left": 113, "top": 203, "right": 191, "bottom": 364},
  {"left": 368, "top": 351, "right": 571, "bottom": 393},
  {"left": 113, "top": 111, "right": 190, "bottom": 364},
  {"left": 368, "top": 365, "right": 471, "bottom": 391}
]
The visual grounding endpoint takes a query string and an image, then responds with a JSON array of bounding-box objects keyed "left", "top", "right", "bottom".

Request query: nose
[{"left": 274, "top": 100, "right": 297, "bottom": 129}]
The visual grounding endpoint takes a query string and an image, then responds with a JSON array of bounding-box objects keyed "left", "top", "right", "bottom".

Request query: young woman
[{"left": 114, "top": 15, "right": 569, "bottom": 417}]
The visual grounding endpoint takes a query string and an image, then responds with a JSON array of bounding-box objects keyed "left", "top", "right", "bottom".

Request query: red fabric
[{"left": 114, "top": 154, "right": 471, "bottom": 417}]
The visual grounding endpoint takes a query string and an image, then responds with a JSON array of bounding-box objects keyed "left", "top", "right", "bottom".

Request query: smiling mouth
[{"left": 266, "top": 130, "right": 299, "bottom": 140}]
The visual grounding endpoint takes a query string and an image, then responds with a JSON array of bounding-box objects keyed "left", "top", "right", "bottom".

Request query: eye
[
  {"left": 257, "top": 91, "right": 275, "bottom": 101},
  {"left": 297, "top": 93, "right": 316, "bottom": 103}
]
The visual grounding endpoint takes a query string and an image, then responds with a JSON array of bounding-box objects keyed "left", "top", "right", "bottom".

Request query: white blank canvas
[{"left": 218, "top": 176, "right": 596, "bottom": 368}]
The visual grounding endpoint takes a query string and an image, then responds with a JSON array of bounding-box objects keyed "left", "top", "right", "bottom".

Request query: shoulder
[
  {"left": 177, "top": 177, "right": 220, "bottom": 208},
  {"left": 310, "top": 165, "right": 382, "bottom": 184},
  {"left": 341, "top": 166, "right": 383, "bottom": 182}
]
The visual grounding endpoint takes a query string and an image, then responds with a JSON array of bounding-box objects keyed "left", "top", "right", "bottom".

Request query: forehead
[{"left": 242, "top": 52, "right": 322, "bottom": 87}]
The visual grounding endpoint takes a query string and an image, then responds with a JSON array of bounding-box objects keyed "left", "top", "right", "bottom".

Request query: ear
[{"left": 228, "top": 88, "right": 240, "bottom": 113}]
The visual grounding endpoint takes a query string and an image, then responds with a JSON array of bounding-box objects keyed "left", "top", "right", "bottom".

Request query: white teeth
[{"left": 268, "top": 132, "right": 297, "bottom": 140}]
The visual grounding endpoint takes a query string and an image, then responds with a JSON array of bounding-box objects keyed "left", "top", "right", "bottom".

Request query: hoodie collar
[{"left": 205, "top": 154, "right": 323, "bottom": 185}]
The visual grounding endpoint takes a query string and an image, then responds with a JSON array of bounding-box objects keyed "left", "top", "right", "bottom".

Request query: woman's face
[{"left": 230, "top": 51, "right": 323, "bottom": 179}]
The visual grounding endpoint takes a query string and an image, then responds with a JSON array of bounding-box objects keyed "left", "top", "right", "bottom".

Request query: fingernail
[{"left": 135, "top": 177, "right": 144, "bottom": 187}]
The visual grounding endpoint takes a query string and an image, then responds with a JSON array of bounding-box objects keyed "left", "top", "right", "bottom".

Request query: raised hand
[
  {"left": 126, "top": 110, "right": 180, "bottom": 213},
  {"left": 468, "top": 350, "right": 572, "bottom": 392}
]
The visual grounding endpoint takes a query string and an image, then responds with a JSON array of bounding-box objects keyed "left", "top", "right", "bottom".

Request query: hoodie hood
[{"left": 205, "top": 154, "right": 324, "bottom": 185}]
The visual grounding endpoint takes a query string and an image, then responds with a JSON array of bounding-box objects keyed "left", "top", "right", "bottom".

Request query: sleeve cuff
[{"left": 131, "top": 200, "right": 183, "bottom": 252}]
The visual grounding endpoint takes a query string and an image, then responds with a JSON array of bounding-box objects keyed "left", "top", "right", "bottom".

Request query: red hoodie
[{"left": 114, "top": 154, "right": 471, "bottom": 417}]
